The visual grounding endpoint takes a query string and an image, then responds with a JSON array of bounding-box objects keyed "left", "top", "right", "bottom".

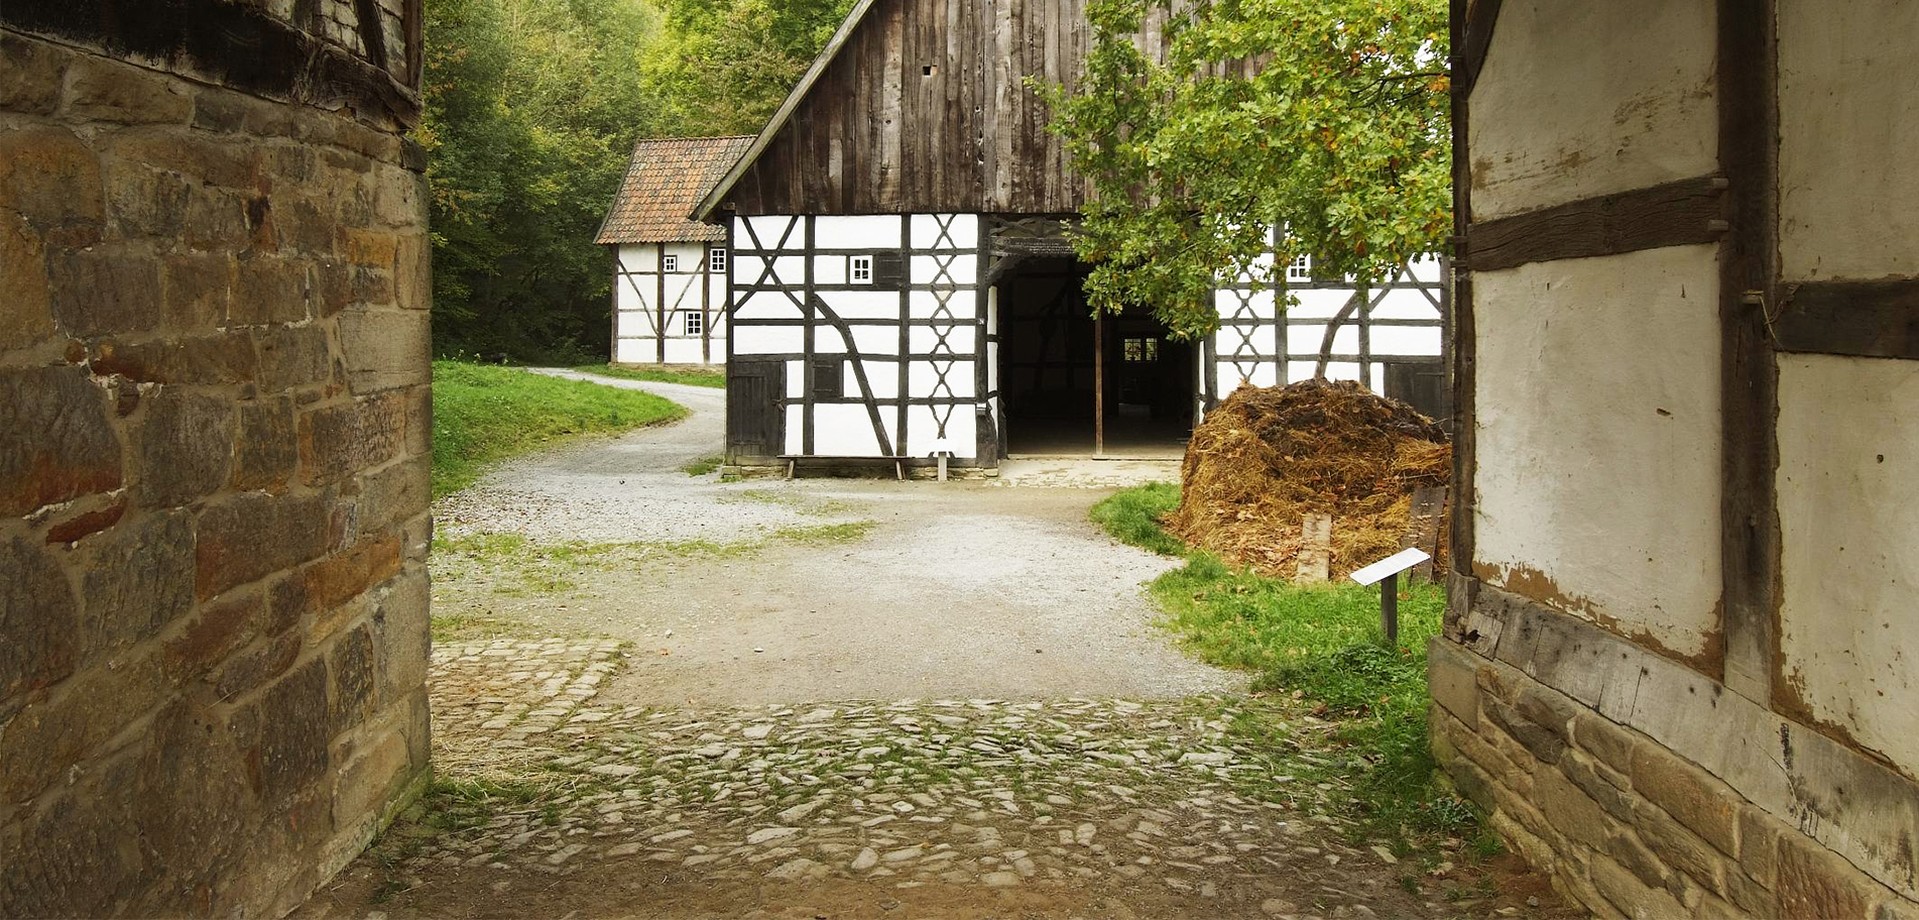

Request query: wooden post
[
  {"left": 700, "top": 243, "right": 713, "bottom": 364},
  {"left": 1381, "top": 571, "right": 1400, "bottom": 645},
  {"left": 655, "top": 242, "right": 668, "bottom": 364},
  {"left": 1094, "top": 309, "right": 1105, "bottom": 457}
]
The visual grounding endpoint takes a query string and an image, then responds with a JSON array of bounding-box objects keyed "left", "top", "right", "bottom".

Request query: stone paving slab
[{"left": 304, "top": 640, "right": 1560, "bottom": 919}]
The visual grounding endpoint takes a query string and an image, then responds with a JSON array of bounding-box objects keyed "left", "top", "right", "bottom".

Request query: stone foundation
[
  {"left": 1431, "top": 636, "right": 1919, "bottom": 920},
  {"left": 1, "top": 15, "right": 430, "bottom": 916}
]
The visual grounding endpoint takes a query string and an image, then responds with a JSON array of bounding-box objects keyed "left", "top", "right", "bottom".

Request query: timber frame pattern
[{"left": 612, "top": 243, "right": 725, "bottom": 364}]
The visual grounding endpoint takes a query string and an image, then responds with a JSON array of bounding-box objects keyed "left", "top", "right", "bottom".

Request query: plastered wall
[
  {"left": 1776, "top": 0, "right": 1919, "bottom": 282},
  {"left": 1469, "top": 0, "right": 1718, "bottom": 222},
  {"left": 1471, "top": 245, "right": 1724, "bottom": 664},
  {"left": 613, "top": 242, "right": 726, "bottom": 365}
]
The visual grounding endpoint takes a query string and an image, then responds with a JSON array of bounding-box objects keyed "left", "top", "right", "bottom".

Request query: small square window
[
  {"left": 662, "top": 254, "right": 679, "bottom": 272},
  {"left": 684, "top": 311, "right": 703, "bottom": 336},
  {"left": 849, "top": 255, "right": 873, "bottom": 283},
  {"left": 708, "top": 247, "right": 728, "bottom": 273},
  {"left": 1285, "top": 254, "right": 1312, "bottom": 283}
]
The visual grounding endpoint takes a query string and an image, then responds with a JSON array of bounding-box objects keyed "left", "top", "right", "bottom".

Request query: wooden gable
[{"left": 707, "top": 0, "right": 1094, "bottom": 217}]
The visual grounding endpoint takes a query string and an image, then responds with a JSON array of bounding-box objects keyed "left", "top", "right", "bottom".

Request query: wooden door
[{"left": 727, "top": 359, "right": 784, "bottom": 462}]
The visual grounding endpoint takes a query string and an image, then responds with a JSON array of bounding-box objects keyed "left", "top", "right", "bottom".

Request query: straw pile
[{"left": 1165, "top": 379, "right": 1450, "bottom": 580}]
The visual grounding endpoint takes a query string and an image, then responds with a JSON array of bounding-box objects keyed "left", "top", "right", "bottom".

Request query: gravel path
[{"left": 430, "top": 367, "right": 1236, "bottom": 705}]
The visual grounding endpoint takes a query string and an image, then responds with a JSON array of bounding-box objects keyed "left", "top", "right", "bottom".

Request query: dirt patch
[{"left": 1167, "top": 380, "right": 1450, "bottom": 579}]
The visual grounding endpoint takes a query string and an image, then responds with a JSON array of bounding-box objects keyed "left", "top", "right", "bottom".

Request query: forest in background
[{"left": 422, "top": 0, "right": 855, "bottom": 362}]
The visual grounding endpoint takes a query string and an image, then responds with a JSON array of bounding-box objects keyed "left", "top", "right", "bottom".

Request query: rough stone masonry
[{"left": 0, "top": 0, "right": 432, "bottom": 914}]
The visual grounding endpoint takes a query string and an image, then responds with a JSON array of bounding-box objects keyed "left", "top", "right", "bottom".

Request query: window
[
  {"left": 811, "top": 358, "right": 843, "bottom": 399},
  {"left": 1123, "top": 337, "right": 1160, "bottom": 362},
  {"left": 1285, "top": 254, "right": 1312, "bottom": 283},
  {"left": 708, "top": 247, "right": 728, "bottom": 273},
  {"left": 662, "top": 253, "right": 679, "bottom": 272},
  {"left": 684, "top": 311, "right": 704, "bottom": 336},
  {"left": 849, "top": 255, "right": 873, "bottom": 283}
]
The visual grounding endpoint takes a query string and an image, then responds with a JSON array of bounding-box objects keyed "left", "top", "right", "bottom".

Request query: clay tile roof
[{"left": 596, "top": 136, "right": 754, "bottom": 245}]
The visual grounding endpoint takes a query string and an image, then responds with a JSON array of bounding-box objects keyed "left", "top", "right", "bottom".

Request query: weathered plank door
[{"left": 727, "top": 359, "right": 785, "bottom": 462}]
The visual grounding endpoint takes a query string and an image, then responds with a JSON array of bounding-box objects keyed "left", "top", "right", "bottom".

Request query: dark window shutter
[
  {"left": 872, "top": 251, "right": 906, "bottom": 288},
  {"left": 811, "top": 358, "right": 844, "bottom": 400}
]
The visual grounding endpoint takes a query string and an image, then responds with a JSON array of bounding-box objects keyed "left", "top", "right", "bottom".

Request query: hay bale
[{"left": 1165, "top": 379, "right": 1450, "bottom": 580}]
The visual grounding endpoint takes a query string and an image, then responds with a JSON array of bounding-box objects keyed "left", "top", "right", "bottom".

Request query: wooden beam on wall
[
  {"left": 1717, "top": 0, "right": 1782, "bottom": 703},
  {"left": 1454, "top": 0, "right": 1505, "bottom": 95},
  {"left": 1774, "top": 280, "right": 1919, "bottom": 360},
  {"left": 1448, "top": 0, "right": 1480, "bottom": 591},
  {"left": 1464, "top": 176, "right": 1728, "bottom": 273}
]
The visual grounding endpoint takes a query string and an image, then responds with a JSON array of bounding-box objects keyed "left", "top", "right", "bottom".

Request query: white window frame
[
  {"left": 684, "top": 311, "right": 704, "bottom": 337},
  {"left": 662, "top": 253, "right": 679, "bottom": 272},
  {"left": 849, "top": 255, "right": 873, "bottom": 284},
  {"left": 1285, "top": 254, "right": 1312, "bottom": 283},
  {"left": 708, "top": 247, "right": 728, "bottom": 273}
]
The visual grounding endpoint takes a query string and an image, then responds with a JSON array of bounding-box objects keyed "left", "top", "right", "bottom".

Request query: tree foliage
[
  {"left": 422, "top": 0, "right": 852, "bottom": 361},
  {"left": 1045, "top": 0, "right": 1451, "bottom": 338}
]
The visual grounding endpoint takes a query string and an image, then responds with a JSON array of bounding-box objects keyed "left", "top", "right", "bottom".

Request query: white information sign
[{"left": 1347, "top": 548, "right": 1432, "bottom": 586}]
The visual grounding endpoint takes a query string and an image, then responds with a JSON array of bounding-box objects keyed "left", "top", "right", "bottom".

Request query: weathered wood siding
[{"left": 722, "top": 0, "right": 1093, "bottom": 216}]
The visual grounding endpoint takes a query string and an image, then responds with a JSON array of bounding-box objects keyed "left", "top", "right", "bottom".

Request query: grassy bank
[
  {"left": 571, "top": 363, "right": 727, "bottom": 389},
  {"left": 1093, "top": 483, "right": 1481, "bottom": 849},
  {"left": 432, "top": 361, "right": 687, "bottom": 497}
]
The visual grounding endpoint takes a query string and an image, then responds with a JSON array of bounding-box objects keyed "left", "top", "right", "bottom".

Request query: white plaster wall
[
  {"left": 1777, "top": 0, "right": 1919, "bottom": 282},
  {"left": 1776, "top": 354, "right": 1919, "bottom": 776},
  {"left": 1473, "top": 245, "right": 1723, "bottom": 659},
  {"left": 611, "top": 243, "right": 727, "bottom": 366},
  {"left": 816, "top": 215, "right": 902, "bottom": 250},
  {"left": 1470, "top": 0, "right": 1718, "bottom": 221}
]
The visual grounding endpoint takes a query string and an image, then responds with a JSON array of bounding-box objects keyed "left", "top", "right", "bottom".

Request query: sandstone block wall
[
  {"left": 0, "top": 11, "right": 431, "bottom": 915},
  {"left": 1432, "top": 638, "right": 1919, "bottom": 920}
]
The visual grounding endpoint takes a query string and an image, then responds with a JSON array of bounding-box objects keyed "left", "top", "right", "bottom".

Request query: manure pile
[{"left": 1165, "top": 379, "right": 1450, "bottom": 580}]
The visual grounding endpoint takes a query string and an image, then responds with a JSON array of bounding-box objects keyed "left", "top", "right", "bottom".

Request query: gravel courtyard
[{"left": 296, "top": 370, "right": 1568, "bottom": 919}]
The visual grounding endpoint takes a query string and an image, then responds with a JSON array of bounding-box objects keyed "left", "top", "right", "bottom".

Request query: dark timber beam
[
  {"left": 1774, "top": 280, "right": 1919, "bottom": 360},
  {"left": 1718, "top": 0, "right": 1782, "bottom": 703},
  {"left": 2, "top": 0, "right": 420, "bottom": 123},
  {"left": 1453, "top": 0, "right": 1505, "bottom": 95},
  {"left": 1465, "top": 176, "right": 1729, "bottom": 273},
  {"left": 1448, "top": 0, "right": 1480, "bottom": 592}
]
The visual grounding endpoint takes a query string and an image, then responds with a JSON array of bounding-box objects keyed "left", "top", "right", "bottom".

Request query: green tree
[
  {"left": 1045, "top": 0, "right": 1451, "bottom": 338},
  {"left": 641, "top": 0, "right": 858, "bottom": 136}
]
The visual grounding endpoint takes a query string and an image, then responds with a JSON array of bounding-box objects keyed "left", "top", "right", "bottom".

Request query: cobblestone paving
[{"left": 309, "top": 639, "right": 1553, "bottom": 919}]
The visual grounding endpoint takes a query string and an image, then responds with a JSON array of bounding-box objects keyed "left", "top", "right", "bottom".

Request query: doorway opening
[{"left": 994, "top": 257, "right": 1195, "bottom": 458}]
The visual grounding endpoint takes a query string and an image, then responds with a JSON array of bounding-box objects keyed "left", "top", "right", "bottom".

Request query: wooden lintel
[
  {"left": 2, "top": 0, "right": 421, "bottom": 124},
  {"left": 1774, "top": 279, "right": 1919, "bottom": 360},
  {"left": 1465, "top": 176, "right": 1728, "bottom": 273}
]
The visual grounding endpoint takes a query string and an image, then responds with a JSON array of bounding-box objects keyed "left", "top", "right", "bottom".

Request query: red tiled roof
[{"left": 596, "top": 136, "right": 754, "bottom": 244}]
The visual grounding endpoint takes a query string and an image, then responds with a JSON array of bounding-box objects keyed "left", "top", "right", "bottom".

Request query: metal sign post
[{"left": 1348, "top": 547, "right": 1432, "bottom": 645}]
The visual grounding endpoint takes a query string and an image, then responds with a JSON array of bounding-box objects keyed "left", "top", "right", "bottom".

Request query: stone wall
[
  {"left": 0, "top": 7, "right": 431, "bottom": 915},
  {"left": 1431, "top": 635, "right": 1919, "bottom": 920}
]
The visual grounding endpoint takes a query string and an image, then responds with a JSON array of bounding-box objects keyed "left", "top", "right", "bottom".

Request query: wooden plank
[
  {"left": 1774, "top": 280, "right": 1919, "bottom": 359},
  {"left": 1718, "top": 0, "right": 1780, "bottom": 698},
  {"left": 1465, "top": 175, "right": 1728, "bottom": 273},
  {"left": 1454, "top": 0, "right": 1505, "bottom": 94},
  {"left": 1449, "top": 0, "right": 1476, "bottom": 580}
]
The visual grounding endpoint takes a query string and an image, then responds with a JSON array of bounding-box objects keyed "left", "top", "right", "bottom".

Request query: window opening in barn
[
  {"left": 996, "top": 256, "right": 1195, "bottom": 460},
  {"left": 1286, "top": 254, "right": 1312, "bottom": 283},
  {"left": 849, "top": 255, "right": 873, "bottom": 283},
  {"left": 685, "top": 311, "right": 703, "bottom": 337},
  {"left": 708, "top": 247, "right": 728, "bottom": 273},
  {"left": 922, "top": 64, "right": 938, "bottom": 76},
  {"left": 662, "top": 253, "right": 679, "bottom": 272}
]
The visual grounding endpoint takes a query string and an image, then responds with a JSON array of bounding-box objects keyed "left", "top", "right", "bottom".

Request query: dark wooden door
[{"left": 727, "top": 359, "right": 784, "bottom": 462}]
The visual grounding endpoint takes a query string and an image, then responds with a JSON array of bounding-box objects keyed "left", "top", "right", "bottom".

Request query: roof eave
[{"left": 691, "top": 0, "right": 882, "bottom": 219}]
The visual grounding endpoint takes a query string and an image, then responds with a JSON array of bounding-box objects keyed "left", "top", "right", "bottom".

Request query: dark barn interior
[{"left": 995, "top": 257, "right": 1195, "bottom": 458}]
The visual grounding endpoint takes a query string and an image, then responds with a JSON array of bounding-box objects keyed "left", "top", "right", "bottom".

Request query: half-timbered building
[
  {"left": 598, "top": 136, "right": 753, "bottom": 365},
  {"left": 694, "top": 0, "right": 1447, "bottom": 470}
]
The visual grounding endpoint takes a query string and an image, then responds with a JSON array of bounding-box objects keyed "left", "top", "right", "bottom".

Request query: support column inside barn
[{"left": 1094, "top": 309, "right": 1105, "bottom": 457}]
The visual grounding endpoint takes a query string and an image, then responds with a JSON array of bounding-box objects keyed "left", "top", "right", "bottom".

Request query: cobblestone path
[{"left": 298, "top": 640, "right": 1564, "bottom": 920}]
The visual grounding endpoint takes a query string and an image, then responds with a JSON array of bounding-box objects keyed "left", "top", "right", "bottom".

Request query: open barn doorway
[{"left": 994, "top": 257, "right": 1196, "bottom": 458}]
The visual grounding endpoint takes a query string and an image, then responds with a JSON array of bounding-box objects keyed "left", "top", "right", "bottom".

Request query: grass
[
  {"left": 572, "top": 363, "right": 727, "bottom": 388},
  {"left": 432, "top": 360, "right": 686, "bottom": 497},
  {"left": 682, "top": 454, "right": 726, "bottom": 476},
  {"left": 1091, "top": 483, "right": 1488, "bottom": 852}
]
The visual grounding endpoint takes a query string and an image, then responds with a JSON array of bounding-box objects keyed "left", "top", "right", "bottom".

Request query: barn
[
  {"left": 598, "top": 136, "right": 753, "bottom": 366},
  {"left": 688, "top": 0, "right": 1449, "bottom": 471}
]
